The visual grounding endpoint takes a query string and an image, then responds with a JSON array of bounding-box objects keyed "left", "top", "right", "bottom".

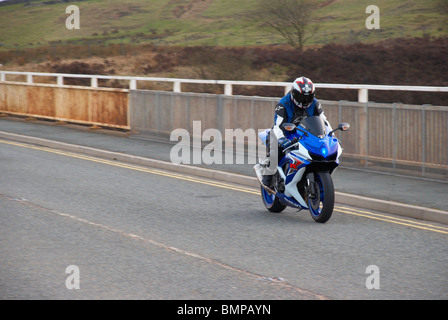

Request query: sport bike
[{"left": 254, "top": 116, "right": 349, "bottom": 223}]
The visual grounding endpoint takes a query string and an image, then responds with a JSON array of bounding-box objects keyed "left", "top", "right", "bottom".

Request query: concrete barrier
[
  {"left": 1, "top": 82, "right": 447, "bottom": 181},
  {"left": 130, "top": 90, "right": 448, "bottom": 181}
]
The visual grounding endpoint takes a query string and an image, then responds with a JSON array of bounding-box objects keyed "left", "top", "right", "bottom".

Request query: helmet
[{"left": 291, "top": 77, "right": 315, "bottom": 108}]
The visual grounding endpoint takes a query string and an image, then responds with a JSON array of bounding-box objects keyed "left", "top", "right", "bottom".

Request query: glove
[{"left": 278, "top": 137, "right": 292, "bottom": 149}]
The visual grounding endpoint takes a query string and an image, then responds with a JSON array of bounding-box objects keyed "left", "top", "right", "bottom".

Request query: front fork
[{"left": 306, "top": 172, "right": 317, "bottom": 199}]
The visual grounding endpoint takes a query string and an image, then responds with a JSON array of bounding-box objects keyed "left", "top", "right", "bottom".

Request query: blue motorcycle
[{"left": 254, "top": 116, "right": 350, "bottom": 223}]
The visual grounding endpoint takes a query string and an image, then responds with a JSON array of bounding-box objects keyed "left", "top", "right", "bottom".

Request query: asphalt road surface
[{"left": 1, "top": 138, "right": 447, "bottom": 300}]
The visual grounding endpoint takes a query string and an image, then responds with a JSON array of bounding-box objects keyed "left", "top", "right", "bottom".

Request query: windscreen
[{"left": 298, "top": 116, "right": 326, "bottom": 137}]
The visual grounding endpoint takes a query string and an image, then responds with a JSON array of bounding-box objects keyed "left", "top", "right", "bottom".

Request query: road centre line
[{"left": 1, "top": 139, "right": 446, "bottom": 234}]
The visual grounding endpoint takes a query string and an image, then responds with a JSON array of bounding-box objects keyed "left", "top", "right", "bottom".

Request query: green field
[{"left": 0, "top": 0, "right": 447, "bottom": 49}]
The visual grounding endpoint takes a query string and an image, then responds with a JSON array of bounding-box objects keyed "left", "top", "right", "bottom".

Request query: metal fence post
[
  {"left": 187, "top": 93, "right": 191, "bottom": 133},
  {"left": 173, "top": 81, "right": 181, "bottom": 93},
  {"left": 218, "top": 94, "right": 223, "bottom": 134},
  {"left": 365, "top": 102, "right": 369, "bottom": 167},
  {"left": 156, "top": 92, "right": 160, "bottom": 138},
  {"left": 358, "top": 102, "right": 369, "bottom": 167},
  {"left": 224, "top": 83, "right": 232, "bottom": 96},
  {"left": 170, "top": 91, "right": 175, "bottom": 133},
  {"left": 422, "top": 104, "right": 427, "bottom": 177},
  {"left": 143, "top": 91, "right": 149, "bottom": 136},
  {"left": 251, "top": 97, "right": 255, "bottom": 130},
  {"left": 57, "top": 75, "right": 64, "bottom": 86},
  {"left": 358, "top": 88, "right": 368, "bottom": 103},
  {"left": 91, "top": 77, "right": 98, "bottom": 88},
  {"left": 392, "top": 103, "right": 397, "bottom": 174}
]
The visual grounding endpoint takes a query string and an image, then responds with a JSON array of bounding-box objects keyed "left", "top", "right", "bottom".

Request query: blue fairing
[
  {"left": 276, "top": 193, "right": 303, "bottom": 209},
  {"left": 284, "top": 116, "right": 339, "bottom": 160},
  {"left": 288, "top": 132, "right": 339, "bottom": 159}
]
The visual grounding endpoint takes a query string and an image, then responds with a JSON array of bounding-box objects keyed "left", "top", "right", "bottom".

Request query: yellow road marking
[
  {"left": 334, "top": 208, "right": 448, "bottom": 235},
  {"left": 1, "top": 138, "right": 446, "bottom": 234},
  {"left": 0, "top": 139, "right": 260, "bottom": 195},
  {"left": 337, "top": 206, "right": 448, "bottom": 231}
]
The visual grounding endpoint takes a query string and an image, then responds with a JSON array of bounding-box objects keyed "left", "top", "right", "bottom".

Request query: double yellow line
[
  {"left": 0, "top": 139, "right": 259, "bottom": 195},
  {"left": 1, "top": 138, "right": 447, "bottom": 235},
  {"left": 334, "top": 206, "right": 448, "bottom": 235}
]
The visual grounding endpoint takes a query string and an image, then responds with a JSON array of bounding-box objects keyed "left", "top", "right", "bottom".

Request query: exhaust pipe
[{"left": 253, "top": 164, "right": 277, "bottom": 195}]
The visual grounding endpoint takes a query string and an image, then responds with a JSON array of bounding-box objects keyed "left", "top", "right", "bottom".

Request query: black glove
[{"left": 278, "top": 137, "right": 292, "bottom": 149}]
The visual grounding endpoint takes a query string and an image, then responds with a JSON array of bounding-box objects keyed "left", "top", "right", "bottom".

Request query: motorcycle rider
[{"left": 262, "top": 76, "right": 332, "bottom": 187}]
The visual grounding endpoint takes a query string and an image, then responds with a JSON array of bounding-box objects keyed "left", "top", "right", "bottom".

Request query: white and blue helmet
[{"left": 291, "top": 76, "right": 315, "bottom": 108}]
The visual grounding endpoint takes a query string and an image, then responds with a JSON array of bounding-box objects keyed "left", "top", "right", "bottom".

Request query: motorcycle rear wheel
[
  {"left": 261, "top": 185, "right": 286, "bottom": 213},
  {"left": 308, "top": 171, "right": 335, "bottom": 223}
]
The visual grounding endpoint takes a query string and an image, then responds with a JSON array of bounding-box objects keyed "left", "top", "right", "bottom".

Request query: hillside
[
  {"left": 2, "top": 36, "right": 447, "bottom": 106},
  {"left": 0, "top": 0, "right": 446, "bottom": 48},
  {"left": 0, "top": 0, "right": 447, "bottom": 106}
]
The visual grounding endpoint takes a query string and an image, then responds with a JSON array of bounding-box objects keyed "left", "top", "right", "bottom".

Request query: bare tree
[{"left": 253, "top": 0, "right": 319, "bottom": 51}]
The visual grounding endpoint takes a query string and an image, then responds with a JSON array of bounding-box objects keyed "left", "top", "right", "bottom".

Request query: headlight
[{"left": 321, "top": 147, "right": 328, "bottom": 157}]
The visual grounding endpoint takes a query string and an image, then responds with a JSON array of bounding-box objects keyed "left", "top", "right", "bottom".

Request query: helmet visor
[{"left": 299, "top": 93, "right": 314, "bottom": 106}]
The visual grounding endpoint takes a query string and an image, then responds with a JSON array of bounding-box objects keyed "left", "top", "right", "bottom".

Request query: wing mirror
[
  {"left": 329, "top": 122, "right": 350, "bottom": 135},
  {"left": 282, "top": 123, "right": 310, "bottom": 136},
  {"left": 282, "top": 123, "right": 296, "bottom": 131}
]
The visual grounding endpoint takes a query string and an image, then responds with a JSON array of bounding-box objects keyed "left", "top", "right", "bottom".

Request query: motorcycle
[{"left": 254, "top": 116, "right": 350, "bottom": 223}]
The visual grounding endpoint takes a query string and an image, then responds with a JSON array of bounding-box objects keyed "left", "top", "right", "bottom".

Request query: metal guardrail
[{"left": 1, "top": 70, "right": 448, "bottom": 103}]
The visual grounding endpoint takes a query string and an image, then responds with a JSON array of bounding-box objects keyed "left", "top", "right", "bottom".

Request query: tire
[
  {"left": 308, "top": 171, "right": 335, "bottom": 223},
  {"left": 261, "top": 185, "right": 286, "bottom": 213}
]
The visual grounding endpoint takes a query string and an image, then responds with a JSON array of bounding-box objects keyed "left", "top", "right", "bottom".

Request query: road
[{"left": 0, "top": 138, "right": 447, "bottom": 300}]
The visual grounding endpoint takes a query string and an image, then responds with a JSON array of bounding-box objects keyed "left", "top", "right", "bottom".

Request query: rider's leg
[{"left": 261, "top": 131, "right": 278, "bottom": 187}]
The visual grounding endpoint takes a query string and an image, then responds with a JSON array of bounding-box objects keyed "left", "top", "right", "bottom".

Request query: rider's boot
[{"left": 260, "top": 158, "right": 274, "bottom": 187}]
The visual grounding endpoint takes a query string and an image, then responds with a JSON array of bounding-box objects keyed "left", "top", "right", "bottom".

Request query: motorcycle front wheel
[{"left": 308, "top": 171, "right": 335, "bottom": 223}]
